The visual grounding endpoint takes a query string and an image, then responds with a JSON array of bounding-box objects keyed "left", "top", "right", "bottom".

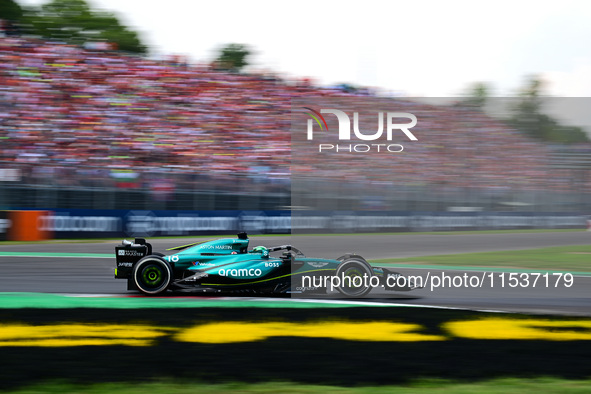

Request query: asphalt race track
[{"left": 0, "top": 231, "right": 589, "bottom": 315}]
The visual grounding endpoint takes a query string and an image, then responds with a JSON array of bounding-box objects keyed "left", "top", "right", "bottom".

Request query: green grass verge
[
  {"left": 0, "top": 228, "right": 583, "bottom": 245},
  {"left": 373, "top": 245, "right": 591, "bottom": 272},
  {"left": 8, "top": 378, "right": 591, "bottom": 393},
  {"left": 305, "top": 228, "right": 585, "bottom": 236}
]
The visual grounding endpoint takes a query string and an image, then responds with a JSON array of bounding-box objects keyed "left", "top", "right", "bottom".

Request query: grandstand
[{"left": 0, "top": 36, "right": 590, "bottom": 212}]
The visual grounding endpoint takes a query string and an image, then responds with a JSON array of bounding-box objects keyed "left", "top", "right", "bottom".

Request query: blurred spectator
[{"left": 0, "top": 36, "right": 588, "bottom": 196}]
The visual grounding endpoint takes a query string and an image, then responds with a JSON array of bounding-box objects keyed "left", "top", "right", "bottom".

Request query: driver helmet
[{"left": 252, "top": 246, "right": 269, "bottom": 257}]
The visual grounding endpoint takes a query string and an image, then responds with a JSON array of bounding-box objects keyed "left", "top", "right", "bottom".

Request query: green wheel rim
[
  {"left": 342, "top": 268, "right": 364, "bottom": 289},
  {"left": 337, "top": 262, "right": 372, "bottom": 297},
  {"left": 142, "top": 265, "right": 164, "bottom": 287}
]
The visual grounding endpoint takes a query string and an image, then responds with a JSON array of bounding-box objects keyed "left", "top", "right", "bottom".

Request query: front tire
[
  {"left": 132, "top": 256, "right": 172, "bottom": 295},
  {"left": 335, "top": 258, "right": 373, "bottom": 297}
]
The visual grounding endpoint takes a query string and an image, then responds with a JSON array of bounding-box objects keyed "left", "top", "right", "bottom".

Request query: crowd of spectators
[
  {"left": 294, "top": 100, "right": 586, "bottom": 194},
  {"left": 0, "top": 36, "right": 588, "bottom": 196}
]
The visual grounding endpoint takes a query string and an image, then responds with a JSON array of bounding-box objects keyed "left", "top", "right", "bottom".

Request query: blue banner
[
  {"left": 19, "top": 209, "right": 586, "bottom": 239},
  {"left": 36, "top": 209, "right": 291, "bottom": 239}
]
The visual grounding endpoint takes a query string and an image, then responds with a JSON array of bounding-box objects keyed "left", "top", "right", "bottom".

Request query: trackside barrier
[
  {"left": 6, "top": 210, "right": 52, "bottom": 241},
  {"left": 4, "top": 209, "right": 584, "bottom": 239},
  {"left": 0, "top": 211, "right": 9, "bottom": 241}
]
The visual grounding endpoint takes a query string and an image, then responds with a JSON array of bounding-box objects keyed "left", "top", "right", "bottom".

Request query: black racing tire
[
  {"left": 132, "top": 256, "right": 172, "bottom": 295},
  {"left": 335, "top": 258, "right": 373, "bottom": 297}
]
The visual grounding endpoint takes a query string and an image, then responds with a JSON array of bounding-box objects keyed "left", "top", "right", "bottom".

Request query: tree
[
  {"left": 21, "top": 0, "right": 147, "bottom": 54},
  {"left": 508, "top": 76, "right": 589, "bottom": 143},
  {"left": 214, "top": 43, "right": 251, "bottom": 72},
  {"left": 457, "top": 82, "right": 490, "bottom": 110},
  {"left": 0, "top": 0, "right": 24, "bottom": 35},
  {"left": 0, "top": 0, "right": 23, "bottom": 21}
]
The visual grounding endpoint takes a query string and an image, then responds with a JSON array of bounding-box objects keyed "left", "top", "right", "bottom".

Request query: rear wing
[{"left": 115, "top": 238, "right": 153, "bottom": 279}]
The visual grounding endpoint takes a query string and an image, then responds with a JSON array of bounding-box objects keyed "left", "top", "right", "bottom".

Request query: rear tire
[
  {"left": 132, "top": 256, "right": 172, "bottom": 295},
  {"left": 335, "top": 258, "right": 373, "bottom": 297}
]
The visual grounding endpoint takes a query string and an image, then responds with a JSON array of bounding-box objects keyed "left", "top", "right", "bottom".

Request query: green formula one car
[{"left": 115, "top": 232, "right": 419, "bottom": 297}]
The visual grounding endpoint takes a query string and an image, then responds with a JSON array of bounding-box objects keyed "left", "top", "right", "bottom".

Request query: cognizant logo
[{"left": 303, "top": 107, "right": 417, "bottom": 153}]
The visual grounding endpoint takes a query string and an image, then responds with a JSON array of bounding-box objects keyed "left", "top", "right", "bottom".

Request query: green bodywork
[
  {"left": 115, "top": 234, "right": 392, "bottom": 294},
  {"left": 166, "top": 237, "right": 337, "bottom": 285}
]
